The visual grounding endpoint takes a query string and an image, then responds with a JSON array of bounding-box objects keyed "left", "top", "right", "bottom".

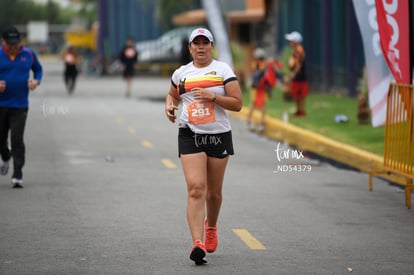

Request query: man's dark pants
[{"left": 0, "top": 107, "right": 28, "bottom": 179}]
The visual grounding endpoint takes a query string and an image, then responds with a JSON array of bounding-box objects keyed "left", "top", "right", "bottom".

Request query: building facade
[
  {"left": 172, "top": 0, "right": 364, "bottom": 95},
  {"left": 274, "top": 0, "right": 365, "bottom": 96}
]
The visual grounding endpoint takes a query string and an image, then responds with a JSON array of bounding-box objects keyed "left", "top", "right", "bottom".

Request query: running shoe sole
[{"left": 13, "top": 182, "right": 23, "bottom": 189}]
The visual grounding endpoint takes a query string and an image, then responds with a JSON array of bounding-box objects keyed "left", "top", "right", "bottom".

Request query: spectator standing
[
  {"left": 285, "top": 31, "right": 308, "bottom": 116},
  {"left": 0, "top": 26, "right": 43, "bottom": 188},
  {"left": 247, "top": 48, "right": 282, "bottom": 133}
]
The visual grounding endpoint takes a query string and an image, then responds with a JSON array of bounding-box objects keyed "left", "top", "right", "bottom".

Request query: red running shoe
[
  {"left": 204, "top": 218, "right": 218, "bottom": 253},
  {"left": 189, "top": 240, "right": 207, "bottom": 265}
]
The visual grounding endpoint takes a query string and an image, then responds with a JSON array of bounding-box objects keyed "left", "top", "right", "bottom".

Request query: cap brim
[
  {"left": 285, "top": 34, "right": 294, "bottom": 41},
  {"left": 189, "top": 35, "right": 212, "bottom": 43},
  {"left": 5, "top": 38, "right": 20, "bottom": 44}
]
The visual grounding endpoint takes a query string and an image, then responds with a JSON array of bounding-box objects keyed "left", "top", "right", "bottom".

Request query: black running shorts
[{"left": 178, "top": 127, "right": 234, "bottom": 158}]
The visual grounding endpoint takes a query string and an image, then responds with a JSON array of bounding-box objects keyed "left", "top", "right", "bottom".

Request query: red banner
[{"left": 375, "top": 0, "right": 411, "bottom": 84}]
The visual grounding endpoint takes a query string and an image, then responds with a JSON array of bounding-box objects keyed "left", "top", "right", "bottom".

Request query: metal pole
[{"left": 201, "top": 0, "right": 234, "bottom": 69}]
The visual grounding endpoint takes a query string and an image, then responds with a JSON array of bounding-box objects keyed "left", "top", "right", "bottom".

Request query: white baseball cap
[
  {"left": 253, "top": 48, "right": 267, "bottom": 59},
  {"left": 189, "top": 28, "right": 214, "bottom": 43},
  {"left": 285, "top": 31, "right": 303, "bottom": 43}
]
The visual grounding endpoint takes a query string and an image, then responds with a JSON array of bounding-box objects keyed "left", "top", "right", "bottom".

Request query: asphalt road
[{"left": 0, "top": 58, "right": 413, "bottom": 275}]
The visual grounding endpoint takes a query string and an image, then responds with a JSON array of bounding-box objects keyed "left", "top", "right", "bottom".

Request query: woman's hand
[
  {"left": 0, "top": 80, "right": 6, "bottom": 93},
  {"left": 192, "top": 88, "right": 216, "bottom": 101},
  {"left": 165, "top": 102, "right": 179, "bottom": 123},
  {"left": 28, "top": 79, "right": 40, "bottom": 91},
  {"left": 165, "top": 85, "right": 181, "bottom": 123}
]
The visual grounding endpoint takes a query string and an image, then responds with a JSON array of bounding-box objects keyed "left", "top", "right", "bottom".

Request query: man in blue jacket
[{"left": 0, "top": 26, "right": 43, "bottom": 188}]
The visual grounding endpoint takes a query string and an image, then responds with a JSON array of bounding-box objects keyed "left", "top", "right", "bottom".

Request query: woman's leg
[
  {"left": 259, "top": 106, "right": 266, "bottom": 133},
  {"left": 64, "top": 71, "right": 70, "bottom": 91},
  {"left": 247, "top": 102, "right": 254, "bottom": 124},
  {"left": 180, "top": 152, "right": 208, "bottom": 242},
  {"left": 205, "top": 156, "right": 228, "bottom": 227},
  {"left": 298, "top": 97, "right": 306, "bottom": 115},
  {"left": 247, "top": 88, "right": 257, "bottom": 129}
]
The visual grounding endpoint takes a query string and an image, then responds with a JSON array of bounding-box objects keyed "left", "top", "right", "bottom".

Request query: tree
[
  {"left": 78, "top": 0, "right": 97, "bottom": 26},
  {"left": 0, "top": 0, "right": 69, "bottom": 27},
  {"left": 45, "top": 0, "right": 60, "bottom": 24},
  {"left": 153, "top": 0, "right": 199, "bottom": 29}
]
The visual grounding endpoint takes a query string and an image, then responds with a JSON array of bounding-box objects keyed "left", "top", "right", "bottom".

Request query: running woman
[{"left": 165, "top": 28, "right": 242, "bottom": 265}]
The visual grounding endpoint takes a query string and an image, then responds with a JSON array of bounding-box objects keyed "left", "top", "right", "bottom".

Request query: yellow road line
[
  {"left": 232, "top": 229, "right": 266, "bottom": 250},
  {"left": 161, "top": 158, "right": 176, "bottom": 169},
  {"left": 141, "top": 140, "right": 153, "bottom": 148},
  {"left": 128, "top": 127, "right": 136, "bottom": 134}
]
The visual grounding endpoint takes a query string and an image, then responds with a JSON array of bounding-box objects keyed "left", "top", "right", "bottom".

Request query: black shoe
[
  {"left": 12, "top": 178, "right": 23, "bottom": 188},
  {"left": 189, "top": 240, "right": 207, "bottom": 265}
]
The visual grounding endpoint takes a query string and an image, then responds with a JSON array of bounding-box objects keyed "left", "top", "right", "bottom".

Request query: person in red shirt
[
  {"left": 247, "top": 48, "right": 282, "bottom": 133},
  {"left": 285, "top": 31, "right": 308, "bottom": 117}
]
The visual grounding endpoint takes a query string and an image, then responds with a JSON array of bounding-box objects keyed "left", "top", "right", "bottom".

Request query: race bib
[{"left": 187, "top": 101, "right": 215, "bottom": 124}]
